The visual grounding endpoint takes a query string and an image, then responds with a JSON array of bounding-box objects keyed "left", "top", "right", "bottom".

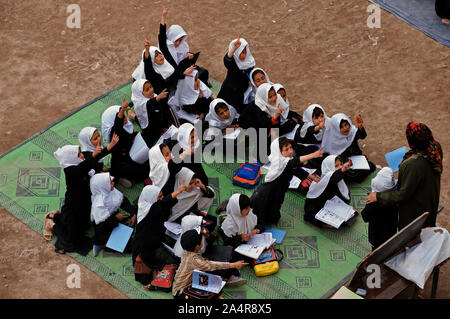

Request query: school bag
[
  {"left": 252, "top": 246, "right": 284, "bottom": 277},
  {"left": 146, "top": 264, "right": 177, "bottom": 292},
  {"left": 232, "top": 162, "right": 262, "bottom": 189},
  {"left": 181, "top": 286, "right": 221, "bottom": 300}
]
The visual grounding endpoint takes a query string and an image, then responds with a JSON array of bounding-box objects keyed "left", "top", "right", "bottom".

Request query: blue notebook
[
  {"left": 264, "top": 228, "right": 286, "bottom": 244},
  {"left": 385, "top": 146, "right": 407, "bottom": 173},
  {"left": 106, "top": 223, "right": 133, "bottom": 253}
]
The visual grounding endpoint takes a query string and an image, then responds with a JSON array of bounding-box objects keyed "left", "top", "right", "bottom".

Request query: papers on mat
[
  {"left": 289, "top": 176, "right": 301, "bottom": 189},
  {"left": 164, "top": 221, "right": 182, "bottom": 241},
  {"left": 331, "top": 286, "right": 364, "bottom": 299},
  {"left": 281, "top": 124, "right": 300, "bottom": 140},
  {"left": 129, "top": 132, "right": 149, "bottom": 164},
  {"left": 223, "top": 128, "right": 242, "bottom": 140},
  {"left": 106, "top": 223, "right": 134, "bottom": 253},
  {"left": 302, "top": 167, "right": 317, "bottom": 175},
  {"left": 235, "top": 232, "right": 276, "bottom": 259},
  {"left": 315, "top": 196, "right": 356, "bottom": 229},
  {"left": 192, "top": 270, "right": 226, "bottom": 294},
  {"left": 156, "top": 125, "right": 178, "bottom": 145},
  {"left": 265, "top": 228, "right": 287, "bottom": 244},
  {"left": 385, "top": 146, "right": 407, "bottom": 173},
  {"left": 175, "top": 109, "right": 200, "bottom": 124},
  {"left": 349, "top": 155, "right": 370, "bottom": 170}
]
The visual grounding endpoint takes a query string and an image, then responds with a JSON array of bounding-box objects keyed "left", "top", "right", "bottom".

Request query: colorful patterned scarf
[{"left": 404, "top": 122, "right": 442, "bottom": 174}]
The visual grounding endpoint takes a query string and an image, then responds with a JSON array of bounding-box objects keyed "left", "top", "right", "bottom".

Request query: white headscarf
[
  {"left": 244, "top": 68, "right": 272, "bottom": 104},
  {"left": 254, "top": 83, "right": 288, "bottom": 118},
  {"left": 221, "top": 194, "right": 258, "bottom": 237},
  {"left": 137, "top": 185, "right": 161, "bottom": 224},
  {"left": 149, "top": 46, "right": 175, "bottom": 79},
  {"left": 166, "top": 25, "right": 189, "bottom": 65},
  {"left": 54, "top": 145, "right": 83, "bottom": 169},
  {"left": 168, "top": 168, "right": 203, "bottom": 222},
  {"left": 272, "top": 83, "right": 291, "bottom": 122},
  {"left": 265, "top": 137, "right": 292, "bottom": 182},
  {"left": 321, "top": 113, "right": 358, "bottom": 156},
  {"left": 306, "top": 155, "right": 349, "bottom": 200},
  {"left": 228, "top": 38, "right": 255, "bottom": 70},
  {"left": 173, "top": 215, "right": 207, "bottom": 257},
  {"left": 300, "top": 104, "right": 329, "bottom": 140},
  {"left": 205, "top": 98, "right": 238, "bottom": 130},
  {"left": 371, "top": 167, "right": 397, "bottom": 193},
  {"left": 90, "top": 172, "right": 124, "bottom": 225},
  {"left": 168, "top": 69, "right": 212, "bottom": 108},
  {"left": 101, "top": 105, "right": 134, "bottom": 143},
  {"left": 148, "top": 143, "right": 171, "bottom": 188},
  {"left": 131, "top": 79, "right": 153, "bottom": 130},
  {"left": 78, "top": 127, "right": 97, "bottom": 153},
  {"left": 177, "top": 123, "right": 201, "bottom": 151}
]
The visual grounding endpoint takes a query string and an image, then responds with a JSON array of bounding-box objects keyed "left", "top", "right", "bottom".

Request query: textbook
[
  {"left": 315, "top": 196, "right": 356, "bottom": 229},
  {"left": 349, "top": 155, "right": 370, "bottom": 170},
  {"left": 385, "top": 146, "right": 407, "bottom": 172},
  {"left": 106, "top": 223, "right": 134, "bottom": 253},
  {"left": 235, "top": 232, "right": 276, "bottom": 259},
  {"left": 174, "top": 108, "right": 200, "bottom": 124},
  {"left": 164, "top": 221, "right": 182, "bottom": 241},
  {"left": 129, "top": 132, "right": 149, "bottom": 164},
  {"left": 223, "top": 128, "right": 242, "bottom": 140},
  {"left": 192, "top": 270, "right": 226, "bottom": 294},
  {"left": 289, "top": 176, "right": 301, "bottom": 189}
]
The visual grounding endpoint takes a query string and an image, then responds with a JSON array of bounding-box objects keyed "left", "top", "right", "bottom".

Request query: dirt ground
[{"left": 0, "top": 0, "right": 448, "bottom": 299}]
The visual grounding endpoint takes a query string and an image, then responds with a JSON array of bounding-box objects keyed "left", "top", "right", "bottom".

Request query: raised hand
[
  {"left": 156, "top": 88, "right": 168, "bottom": 101},
  {"left": 183, "top": 65, "right": 196, "bottom": 77},
  {"left": 313, "top": 146, "right": 324, "bottom": 158},
  {"left": 121, "top": 96, "right": 129, "bottom": 111},
  {"left": 356, "top": 114, "right": 363, "bottom": 129}
]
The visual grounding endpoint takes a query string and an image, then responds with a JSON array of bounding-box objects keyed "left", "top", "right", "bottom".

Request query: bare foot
[{"left": 442, "top": 19, "right": 450, "bottom": 25}]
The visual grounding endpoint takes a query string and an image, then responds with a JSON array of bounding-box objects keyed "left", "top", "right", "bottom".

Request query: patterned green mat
[{"left": 0, "top": 80, "right": 374, "bottom": 299}]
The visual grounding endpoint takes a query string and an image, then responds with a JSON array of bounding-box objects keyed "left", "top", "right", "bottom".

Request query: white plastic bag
[{"left": 384, "top": 227, "right": 450, "bottom": 289}]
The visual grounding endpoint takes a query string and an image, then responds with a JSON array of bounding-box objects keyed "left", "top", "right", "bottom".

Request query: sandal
[
  {"left": 43, "top": 212, "right": 56, "bottom": 241},
  {"left": 54, "top": 248, "right": 66, "bottom": 254}
]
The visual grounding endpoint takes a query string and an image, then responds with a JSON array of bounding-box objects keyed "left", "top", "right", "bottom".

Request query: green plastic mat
[{"left": 0, "top": 79, "right": 374, "bottom": 299}]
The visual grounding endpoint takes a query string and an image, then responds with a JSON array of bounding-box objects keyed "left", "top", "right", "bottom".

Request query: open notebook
[
  {"left": 235, "top": 232, "right": 276, "bottom": 259},
  {"left": 192, "top": 270, "right": 226, "bottom": 294},
  {"left": 315, "top": 196, "right": 356, "bottom": 229}
]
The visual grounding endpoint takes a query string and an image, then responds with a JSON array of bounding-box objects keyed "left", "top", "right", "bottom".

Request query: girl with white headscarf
[
  {"left": 78, "top": 127, "right": 117, "bottom": 174},
  {"left": 361, "top": 167, "right": 399, "bottom": 250},
  {"left": 217, "top": 37, "right": 255, "bottom": 114},
  {"left": 204, "top": 98, "right": 240, "bottom": 141},
  {"left": 101, "top": 103, "right": 150, "bottom": 186},
  {"left": 238, "top": 83, "right": 287, "bottom": 162},
  {"left": 219, "top": 194, "right": 265, "bottom": 248},
  {"left": 157, "top": 8, "right": 211, "bottom": 88},
  {"left": 168, "top": 167, "right": 215, "bottom": 223},
  {"left": 250, "top": 137, "right": 322, "bottom": 225},
  {"left": 298, "top": 104, "right": 329, "bottom": 145},
  {"left": 90, "top": 172, "right": 138, "bottom": 256},
  {"left": 304, "top": 155, "right": 353, "bottom": 228},
  {"left": 243, "top": 68, "right": 271, "bottom": 105},
  {"left": 131, "top": 78, "right": 175, "bottom": 147},
  {"left": 168, "top": 68, "right": 213, "bottom": 120},
  {"left": 50, "top": 144, "right": 114, "bottom": 255},
  {"left": 321, "top": 113, "right": 376, "bottom": 183},
  {"left": 132, "top": 183, "right": 187, "bottom": 279},
  {"left": 174, "top": 123, "right": 209, "bottom": 187},
  {"left": 272, "top": 83, "right": 303, "bottom": 125},
  {"left": 173, "top": 215, "right": 207, "bottom": 258}
]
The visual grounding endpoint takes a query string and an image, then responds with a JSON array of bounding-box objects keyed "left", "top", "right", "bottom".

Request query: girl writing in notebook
[{"left": 304, "top": 155, "right": 352, "bottom": 228}]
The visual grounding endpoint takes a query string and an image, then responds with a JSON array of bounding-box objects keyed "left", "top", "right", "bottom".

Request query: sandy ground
[{"left": 0, "top": 0, "right": 448, "bottom": 299}]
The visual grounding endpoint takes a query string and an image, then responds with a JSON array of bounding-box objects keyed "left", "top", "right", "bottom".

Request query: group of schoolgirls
[{"left": 43, "top": 7, "right": 396, "bottom": 299}]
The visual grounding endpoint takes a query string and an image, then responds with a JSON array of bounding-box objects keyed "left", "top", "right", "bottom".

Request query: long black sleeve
[{"left": 120, "top": 196, "right": 138, "bottom": 216}]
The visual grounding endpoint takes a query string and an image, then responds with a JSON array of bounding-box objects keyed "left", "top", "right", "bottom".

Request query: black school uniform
[
  {"left": 339, "top": 127, "right": 376, "bottom": 184},
  {"left": 218, "top": 53, "right": 253, "bottom": 114},
  {"left": 436, "top": 0, "right": 450, "bottom": 19},
  {"left": 251, "top": 158, "right": 309, "bottom": 225},
  {"left": 304, "top": 170, "right": 350, "bottom": 227},
  {"left": 81, "top": 151, "right": 105, "bottom": 174},
  {"left": 239, "top": 101, "right": 280, "bottom": 162},
  {"left": 132, "top": 195, "right": 180, "bottom": 274},
  {"left": 219, "top": 224, "right": 266, "bottom": 248},
  {"left": 52, "top": 148, "right": 110, "bottom": 255},
  {"left": 92, "top": 197, "right": 138, "bottom": 246},
  {"left": 361, "top": 202, "right": 398, "bottom": 250},
  {"left": 181, "top": 96, "right": 213, "bottom": 117},
  {"left": 143, "top": 52, "right": 179, "bottom": 96},
  {"left": 293, "top": 124, "right": 325, "bottom": 171},
  {"left": 109, "top": 113, "right": 149, "bottom": 183},
  {"left": 139, "top": 97, "right": 173, "bottom": 148},
  {"left": 158, "top": 24, "right": 210, "bottom": 87}
]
